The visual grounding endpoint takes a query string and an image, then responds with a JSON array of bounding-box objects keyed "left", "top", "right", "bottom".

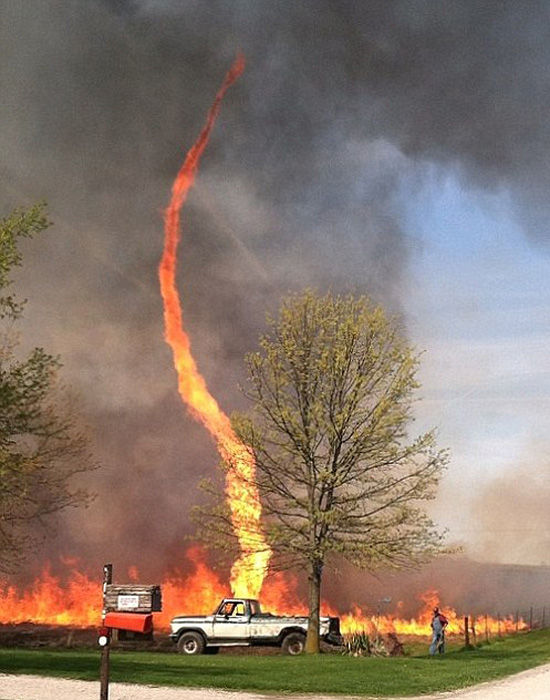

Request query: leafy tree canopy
[
  {"left": 196, "top": 290, "right": 449, "bottom": 652},
  {"left": 0, "top": 203, "right": 96, "bottom": 573}
]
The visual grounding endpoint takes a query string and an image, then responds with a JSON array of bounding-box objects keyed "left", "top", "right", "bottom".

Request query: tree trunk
[{"left": 305, "top": 560, "right": 322, "bottom": 654}]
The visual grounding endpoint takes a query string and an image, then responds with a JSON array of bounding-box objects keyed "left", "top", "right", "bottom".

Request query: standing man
[{"left": 429, "top": 607, "right": 449, "bottom": 655}]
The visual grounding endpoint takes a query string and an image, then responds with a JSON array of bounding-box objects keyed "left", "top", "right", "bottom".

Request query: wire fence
[{"left": 459, "top": 605, "right": 550, "bottom": 646}]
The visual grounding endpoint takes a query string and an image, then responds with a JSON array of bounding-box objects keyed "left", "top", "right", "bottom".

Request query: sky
[
  {"left": 1, "top": 0, "right": 550, "bottom": 586},
  {"left": 401, "top": 169, "right": 550, "bottom": 565}
]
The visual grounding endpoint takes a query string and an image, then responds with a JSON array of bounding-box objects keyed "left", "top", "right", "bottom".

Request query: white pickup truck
[{"left": 170, "top": 597, "right": 342, "bottom": 655}]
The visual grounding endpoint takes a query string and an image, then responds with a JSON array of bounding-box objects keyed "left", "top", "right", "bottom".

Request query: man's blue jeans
[{"left": 429, "top": 631, "right": 445, "bottom": 655}]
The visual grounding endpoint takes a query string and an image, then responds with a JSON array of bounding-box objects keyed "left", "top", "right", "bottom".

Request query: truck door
[{"left": 213, "top": 600, "right": 250, "bottom": 642}]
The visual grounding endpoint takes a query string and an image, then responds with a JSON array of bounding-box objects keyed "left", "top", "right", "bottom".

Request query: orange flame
[
  {"left": 0, "top": 564, "right": 99, "bottom": 627},
  {"left": 158, "top": 53, "right": 271, "bottom": 597},
  {"left": 333, "top": 589, "right": 526, "bottom": 637},
  {"left": 0, "top": 557, "right": 527, "bottom": 640}
]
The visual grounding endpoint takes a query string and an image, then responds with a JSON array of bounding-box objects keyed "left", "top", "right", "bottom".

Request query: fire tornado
[{"left": 158, "top": 54, "right": 271, "bottom": 597}]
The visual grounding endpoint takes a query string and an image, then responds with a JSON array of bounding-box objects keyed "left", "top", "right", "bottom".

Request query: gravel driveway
[{"left": 1, "top": 664, "right": 550, "bottom": 700}]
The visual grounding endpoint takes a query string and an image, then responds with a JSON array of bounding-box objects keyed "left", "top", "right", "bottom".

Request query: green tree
[
  {"left": 0, "top": 204, "right": 96, "bottom": 573},
  {"left": 199, "top": 290, "right": 448, "bottom": 653}
]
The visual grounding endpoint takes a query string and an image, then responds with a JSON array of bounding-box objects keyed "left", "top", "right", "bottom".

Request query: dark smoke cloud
[{"left": 1, "top": 0, "right": 548, "bottom": 583}]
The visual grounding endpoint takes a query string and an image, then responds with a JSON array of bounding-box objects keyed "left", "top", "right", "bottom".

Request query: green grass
[{"left": 1, "top": 630, "right": 550, "bottom": 697}]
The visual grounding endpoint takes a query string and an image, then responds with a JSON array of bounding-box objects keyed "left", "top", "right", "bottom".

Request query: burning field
[{"left": 0, "top": 546, "right": 528, "bottom": 642}]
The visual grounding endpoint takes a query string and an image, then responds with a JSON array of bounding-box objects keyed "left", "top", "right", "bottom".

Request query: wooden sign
[{"left": 104, "top": 584, "right": 162, "bottom": 614}]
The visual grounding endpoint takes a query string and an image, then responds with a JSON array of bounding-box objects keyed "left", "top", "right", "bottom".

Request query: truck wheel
[
  {"left": 282, "top": 632, "right": 306, "bottom": 655},
  {"left": 177, "top": 631, "right": 205, "bottom": 655}
]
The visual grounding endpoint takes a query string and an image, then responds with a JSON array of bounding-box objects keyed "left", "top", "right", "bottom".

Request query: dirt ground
[{"left": 1, "top": 664, "right": 550, "bottom": 700}]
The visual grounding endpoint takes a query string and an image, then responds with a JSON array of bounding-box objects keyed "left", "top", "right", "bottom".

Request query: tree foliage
[
  {"left": 197, "top": 290, "right": 448, "bottom": 652},
  {"left": 0, "top": 204, "right": 96, "bottom": 573}
]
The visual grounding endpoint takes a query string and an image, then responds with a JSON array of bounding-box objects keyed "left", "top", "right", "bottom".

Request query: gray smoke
[
  {"left": 1, "top": 0, "right": 548, "bottom": 583},
  {"left": 469, "top": 462, "right": 550, "bottom": 567}
]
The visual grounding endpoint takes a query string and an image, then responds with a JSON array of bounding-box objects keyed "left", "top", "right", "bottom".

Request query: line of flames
[{"left": 0, "top": 549, "right": 526, "bottom": 637}]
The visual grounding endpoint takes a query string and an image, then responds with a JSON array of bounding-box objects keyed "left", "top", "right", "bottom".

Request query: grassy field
[{"left": 1, "top": 630, "right": 550, "bottom": 697}]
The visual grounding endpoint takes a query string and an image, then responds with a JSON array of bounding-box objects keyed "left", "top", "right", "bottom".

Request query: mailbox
[{"left": 104, "top": 612, "right": 153, "bottom": 634}]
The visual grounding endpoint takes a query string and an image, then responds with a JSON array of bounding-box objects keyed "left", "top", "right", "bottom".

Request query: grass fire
[{"left": 0, "top": 548, "right": 527, "bottom": 640}]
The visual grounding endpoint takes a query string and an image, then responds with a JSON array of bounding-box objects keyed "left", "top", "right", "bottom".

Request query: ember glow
[
  {"left": 158, "top": 53, "right": 271, "bottom": 598},
  {"left": 0, "top": 553, "right": 526, "bottom": 637}
]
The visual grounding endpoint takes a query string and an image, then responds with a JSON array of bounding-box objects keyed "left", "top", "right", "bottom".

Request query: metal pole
[{"left": 100, "top": 564, "right": 113, "bottom": 700}]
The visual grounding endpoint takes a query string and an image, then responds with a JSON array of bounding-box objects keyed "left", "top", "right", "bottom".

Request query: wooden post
[
  {"left": 464, "top": 616, "right": 470, "bottom": 648},
  {"left": 100, "top": 563, "right": 113, "bottom": 700},
  {"left": 529, "top": 607, "right": 533, "bottom": 631},
  {"left": 471, "top": 616, "right": 476, "bottom": 646},
  {"left": 497, "top": 613, "right": 501, "bottom": 638},
  {"left": 515, "top": 610, "right": 519, "bottom": 633},
  {"left": 484, "top": 614, "right": 489, "bottom": 643}
]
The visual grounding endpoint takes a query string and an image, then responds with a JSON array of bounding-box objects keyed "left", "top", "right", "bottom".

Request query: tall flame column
[{"left": 158, "top": 54, "right": 271, "bottom": 597}]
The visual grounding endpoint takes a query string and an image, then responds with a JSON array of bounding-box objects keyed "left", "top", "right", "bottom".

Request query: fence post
[
  {"left": 515, "top": 610, "right": 519, "bottom": 633},
  {"left": 471, "top": 617, "right": 477, "bottom": 646},
  {"left": 529, "top": 607, "right": 533, "bottom": 631},
  {"left": 497, "top": 613, "right": 502, "bottom": 638},
  {"left": 485, "top": 614, "right": 489, "bottom": 643},
  {"left": 464, "top": 616, "right": 470, "bottom": 648}
]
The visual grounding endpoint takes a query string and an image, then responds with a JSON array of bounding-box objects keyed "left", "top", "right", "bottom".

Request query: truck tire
[
  {"left": 177, "top": 631, "right": 206, "bottom": 655},
  {"left": 281, "top": 632, "right": 306, "bottom": 655}
]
